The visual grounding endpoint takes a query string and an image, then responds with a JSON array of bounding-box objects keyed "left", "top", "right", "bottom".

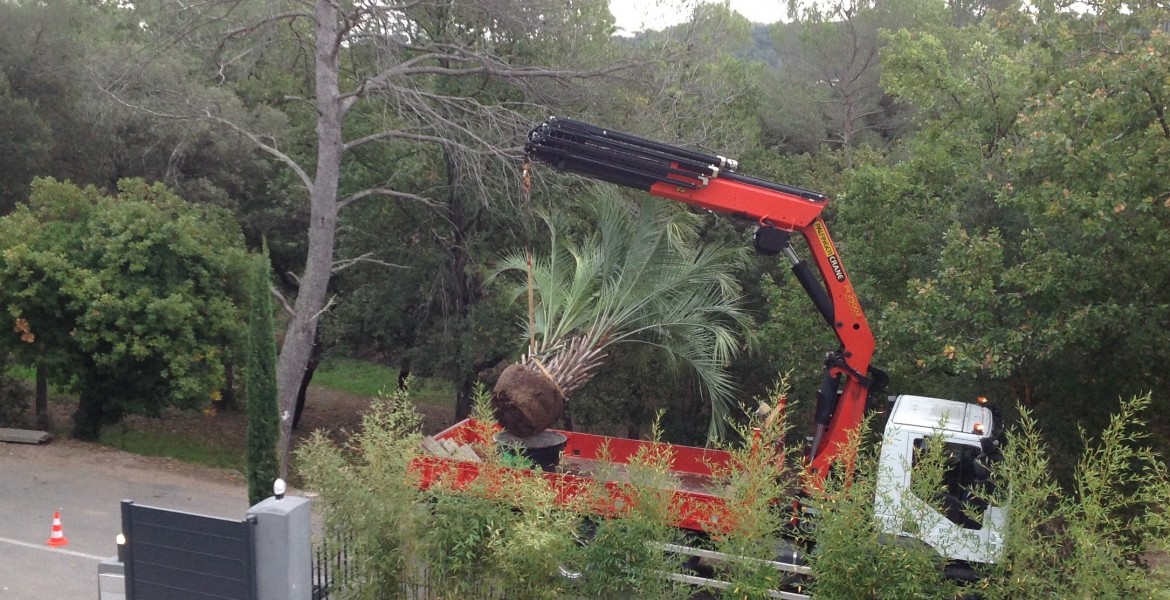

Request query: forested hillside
[{"left": 1, "top": 0, "right": 1167, "bottom": 467}]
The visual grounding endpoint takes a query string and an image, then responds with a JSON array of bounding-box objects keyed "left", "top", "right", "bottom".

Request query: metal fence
[
  {"left": 312, "top": 531, "right": 352, "bottom": 600},
  {"left": 306, "top": 532, "right": 751, "bottom": 599},
  {"left": 310, "top": 531, "right": 516, "bottom": 600}
]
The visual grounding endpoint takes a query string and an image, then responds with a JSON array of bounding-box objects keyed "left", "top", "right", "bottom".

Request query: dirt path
[
  {"left": 296, "top": 385, "right": 459, "bottom": 441},
  {"left": 82, "top": 385, "right": 458, "bottom": 473}
]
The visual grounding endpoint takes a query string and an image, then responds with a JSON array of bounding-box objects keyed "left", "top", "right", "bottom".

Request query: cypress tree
[{"left": 246, "top": 248, "right": 280, "bottom": 505}]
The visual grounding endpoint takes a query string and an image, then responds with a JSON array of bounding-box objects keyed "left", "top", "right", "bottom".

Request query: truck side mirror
[{"left": 980, "top": 437, "right": 1003, "bottom": 462}]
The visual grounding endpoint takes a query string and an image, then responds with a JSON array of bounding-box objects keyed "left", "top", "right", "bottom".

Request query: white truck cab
[{"left": 875, "top": 395, "right": 1006, "bottom": 567}]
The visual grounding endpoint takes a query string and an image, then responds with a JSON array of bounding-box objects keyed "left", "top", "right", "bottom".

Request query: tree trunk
[
  {"left": 292, "top": 329, "right": 322, "bottom": 430},
  {"left": 34, "top": 362, "right": 48, "bottom": 431},
  {"left": 275, "top": 0, "right": 344, "bottom": 481},
  {"left": 456, "top": 354, "right": 507, "bottom": 420},
  {"left": 220, "top": 361, "right": 234, "bottom": 411},
  {"left": 71, "top": 384, "right": 105, "bottom": 441},
  {"left": 397, "top": 356, "right": 411, "bottom": 391},
  {"left": 561, "top": 401, "right": 574, "bottom": 432},
  {"left": 456, "top": 375, "right": 475, "bottom": 420},
  {"left": 441, "top": 148, "right": 484, "bottom": 421}
]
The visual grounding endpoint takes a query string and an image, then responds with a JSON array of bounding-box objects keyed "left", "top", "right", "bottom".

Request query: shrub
[
  {"left": 706, "top": 385, "right": 810, "bottom": 600},
  {"left": 565, "top": 414, "right": 689, "bottom": 600},
  {"left": 804, "top": 423, "right": 958, "bottom": 600},
  {"left": 295, "top": 389, "right": 427, "bottom": 599},
  {"left": 980, "top": 394, "right": 1170, "bottom": 600},
  {"left": 0, "top": 351, "right": 29, "bottom": 427},
  {"left": 297, "top": 380, "right": 1170, "bottom": 599}
]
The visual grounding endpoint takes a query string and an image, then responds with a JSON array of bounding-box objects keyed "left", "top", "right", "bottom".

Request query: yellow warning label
[
  {"left": 813, "top": 221, "right": 846, "bottom": 282},
  {"left": 813, "top": 221, "right": 835, "bottom": 258}
]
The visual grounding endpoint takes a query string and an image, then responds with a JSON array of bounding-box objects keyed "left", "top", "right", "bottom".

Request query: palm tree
[{"left": 490, "top": 188, "right": 753, "bottom": 440}]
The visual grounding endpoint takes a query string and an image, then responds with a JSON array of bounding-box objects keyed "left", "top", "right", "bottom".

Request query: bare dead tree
[
  {"left": 92, "top": 0, "right": 675, "bottom": 479},
  {"left": 91, "top": 0, "right": 733, "bottom": 478},
  {"left": 254, "top": 0, "right": 642, "bottom": 478}
]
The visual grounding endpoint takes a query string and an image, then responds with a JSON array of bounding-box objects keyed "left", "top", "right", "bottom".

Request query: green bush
[
  {"left": 567, "top": 415, "right": 689, "bottom": 600},
  {"left": 804, "top": 424, "right": 957, "bottom": 600},
  {"left": 980, "top": 394, "right": 1170, "bottom": 600},
  {"left": 296, "top": 381, "right": 1170, "bottom": 599},
  {"left": 0, "top": 351, "right": 29, "bottom": 427},
  {"left": 706, "top": 386, "right": 809, "bottom": 600},
  {"left": 295, "top": 388, "right": 427, "bottom": 599}
]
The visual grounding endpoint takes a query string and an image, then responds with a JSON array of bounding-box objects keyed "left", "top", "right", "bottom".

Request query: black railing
[
  {"left": 310, "top": 531, "right": 530, "bottom": 600},
  {"left": 311, "top": 531, "right": 352, "bottom": 600}
]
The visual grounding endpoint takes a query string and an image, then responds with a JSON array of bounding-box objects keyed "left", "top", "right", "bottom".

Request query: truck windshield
[{"left": 913, "top": 438, "right": 991, "bottom": 530}]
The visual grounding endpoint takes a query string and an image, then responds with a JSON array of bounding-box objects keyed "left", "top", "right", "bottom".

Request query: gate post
[{"left": 247, "top": 493, "right": 312, "bottom": 600}]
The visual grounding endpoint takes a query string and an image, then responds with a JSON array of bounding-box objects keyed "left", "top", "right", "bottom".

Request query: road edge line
[{"left": 0, "top": 536, "right": 109, "bottom": 560}]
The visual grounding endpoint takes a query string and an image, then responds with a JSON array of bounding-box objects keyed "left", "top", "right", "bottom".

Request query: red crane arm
[{"left": 525, "top": 117, "right": 884, "bottom": 477}]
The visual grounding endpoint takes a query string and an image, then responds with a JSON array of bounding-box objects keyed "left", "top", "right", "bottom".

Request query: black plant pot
[{"left": 494, "top": 430, "right": 568, "bottom": 472}]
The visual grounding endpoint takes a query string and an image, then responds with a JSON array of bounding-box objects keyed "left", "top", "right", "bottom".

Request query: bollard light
[
  {"left": 274, "top": 478, "right": 286, "bottom": 500},
  {"left": 116, "top": 533, "right": 126, "bottom": 563}
]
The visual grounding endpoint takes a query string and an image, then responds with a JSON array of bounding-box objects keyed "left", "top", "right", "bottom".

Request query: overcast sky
[{"left": 609, "top": 1, "right": 786, "bottom": 34}]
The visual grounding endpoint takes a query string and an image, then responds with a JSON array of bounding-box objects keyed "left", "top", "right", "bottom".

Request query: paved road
[{"left": 0, "top": 439, "right": 250, "bottom": 599}]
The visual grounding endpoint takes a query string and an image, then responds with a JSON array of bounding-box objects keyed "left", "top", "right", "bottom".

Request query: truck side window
[{"left": 911, "top": 437, "right": 985, "bottom": 530}]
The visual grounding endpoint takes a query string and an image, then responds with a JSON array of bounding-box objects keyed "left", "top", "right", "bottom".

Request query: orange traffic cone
[{"left": 46, "top": 511, "right": 69, "bottom": 547}]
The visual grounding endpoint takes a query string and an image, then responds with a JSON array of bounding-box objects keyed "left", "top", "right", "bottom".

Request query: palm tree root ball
[{"left": 492, "top": 363, "right": 565, "bottom": 438}]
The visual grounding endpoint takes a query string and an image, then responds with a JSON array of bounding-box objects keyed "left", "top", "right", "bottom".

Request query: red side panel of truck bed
[{"left": 411, "top": 419, "right": 747, "bottom": 532}]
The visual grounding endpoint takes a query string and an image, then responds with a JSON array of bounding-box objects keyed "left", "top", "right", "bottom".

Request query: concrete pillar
[
  {"left": 247, "top": 495, "right": 312, "bottom": 600},
  {"left": 97, "top": 558, "right": 125, "bottom": 600}
]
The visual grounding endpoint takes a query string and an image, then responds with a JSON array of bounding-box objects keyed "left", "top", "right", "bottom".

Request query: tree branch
[
  {"left": 340, "top": 51, "right": 453, "bottom": 108},
  {"left": 344, "top": 129, "right": 463, "bottom": 152},
  {"left": 310, "top": 295, "right": 338, "bottom": 323},
  {"left": 215, "top": 11, "right": 315, "bottom": 81},
  {"left": 201, "top": 112, "right": 315, "bottom": 192},
  {"left": 270, "top": 284, "right": 295, "bottom": 316},
  {"left": 338, "top": 187, "right": 442, "bottom": 209},
  {"left": 332, "top": 252, "right": 409, "bottom": 272},
  {"left": 221, "top": 11, "right": 314, "bottom": 42},
  {"left": 95, "top": 83, "right": 314, "bottom": 193},
  {"left": 343, "top": 59, "right": 631, "bottom": 111},
  {"left": 1143, "top": 86, "right": 1170, "bottom": 139}
]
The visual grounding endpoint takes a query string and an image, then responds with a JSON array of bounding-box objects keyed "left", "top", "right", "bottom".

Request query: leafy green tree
[
  {"left": 0, "top": 0, "right": 102, "bottom": 191},
  {"left": 0, "top": 77, "right": 50, "bottom": 214},
  {"left": 0, "top": 178, "right": 248, "bottom": 439},
  {"left": 871, "top": 2, "right": 1170, "bottom": 447},
  {"left": 246, "top": 248, "right": 280, "bottom": 505},
  {"left": 628, "top": 4, "right": 764, "bottom": 153},
  {"left": 776, "top": 0, "right": 943, "bottom": 160}
]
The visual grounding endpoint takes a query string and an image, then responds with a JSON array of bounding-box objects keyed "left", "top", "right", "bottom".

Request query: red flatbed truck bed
[{"left": 411, "top": 418, "right": 749, "bottom": 533}]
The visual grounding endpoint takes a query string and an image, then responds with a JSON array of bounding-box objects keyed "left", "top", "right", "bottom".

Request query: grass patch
[
  {"left": 100, "top": 427, "right": 245, "bottom": 472},
  {"left": 4, "top": 364, "right": 36, "bottom": 382},
  {"left": 3, "top": 363, "right": 68, "bottom": 396},
  {"left": 313, "top": 357, "right": 453, "bottom": 406}
]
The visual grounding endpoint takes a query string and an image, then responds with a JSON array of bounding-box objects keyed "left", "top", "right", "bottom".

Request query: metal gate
[{"left": 121, "top": 500, "right": 257, "bottom": 600}]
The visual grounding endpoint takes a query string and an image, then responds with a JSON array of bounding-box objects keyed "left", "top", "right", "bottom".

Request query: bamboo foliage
[{"left": 491, "top": 187, "right": 752, "bottom": 439}]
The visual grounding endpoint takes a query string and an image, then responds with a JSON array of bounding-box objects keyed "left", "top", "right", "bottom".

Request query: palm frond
[{"left": 491, "top": 186, "right": 752, "bottom": 439}]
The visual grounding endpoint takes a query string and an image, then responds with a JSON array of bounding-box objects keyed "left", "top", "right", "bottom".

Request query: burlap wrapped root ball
[{"left": 492, "top": 363, "right": 565, "bottom": 438}]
